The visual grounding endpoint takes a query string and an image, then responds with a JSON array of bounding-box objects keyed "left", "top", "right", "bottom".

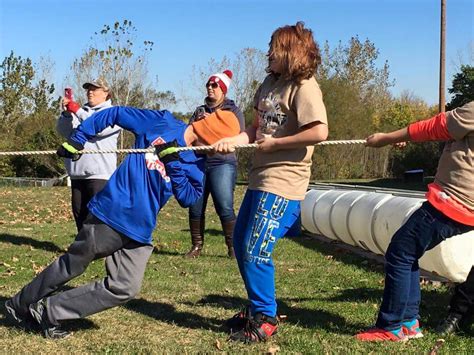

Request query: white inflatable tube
[{"left": 301, "top": 188, "right": 473, "bottom": 282}]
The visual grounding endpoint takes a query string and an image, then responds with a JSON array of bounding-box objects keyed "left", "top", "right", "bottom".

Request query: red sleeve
[{"left": 407, "top": 112, "right": 452, "bottom": 142}]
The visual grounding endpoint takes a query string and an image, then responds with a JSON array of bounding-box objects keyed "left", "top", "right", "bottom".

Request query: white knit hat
[{"left": 207, "top": 70, "right": 233, "bottom": 94}]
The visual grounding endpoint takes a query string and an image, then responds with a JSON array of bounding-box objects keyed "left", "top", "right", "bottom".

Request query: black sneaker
[
  {"left": 5, "top": 299, "right": 37, "bottom": 331},
  {"left": 225, "top": 305, "right": 252, "bottom": 333},
  {"left": 435, "top": 313, "right": 463, "bottom": 336},
  {"left": 229, "top": 312, "right": 278, "bottom": 343},
  {"left": 28, "top": 298, "right": 70, "bottom": 339}
]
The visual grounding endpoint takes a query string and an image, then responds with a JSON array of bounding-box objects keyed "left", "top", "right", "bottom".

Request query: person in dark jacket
[
  {"left": 5, "top": 106, "right": 208, "bottom": 339},
  {"left": 186, "top": 69, "right": 245, "bottom": 258}
]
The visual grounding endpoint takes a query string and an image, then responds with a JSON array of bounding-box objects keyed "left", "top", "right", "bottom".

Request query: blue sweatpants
[{"left": 234, "top": 189, "right": 300, "bottom": 317}]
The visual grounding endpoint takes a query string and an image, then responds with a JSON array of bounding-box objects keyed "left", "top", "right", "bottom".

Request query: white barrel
[
  {"left": 420, "top": 231, "right": 474, "bottom": 282},
  {"left": 301, "top": 187, "right": 474, "bottom": 282},
  {"left": 373, "top": 196, "right": 424, "bottom": 252},
  {"left": 313, "top": 190, "right": 350, "bottom": 241},
  {"left": 330, "top": 190, "right": 368, "bottom": 246},
  {"left": 348, "top": 192, "right": 393, "bottom": 254},
  {"left": 301, "top": 189, "right": 325, "bottom": 235}
]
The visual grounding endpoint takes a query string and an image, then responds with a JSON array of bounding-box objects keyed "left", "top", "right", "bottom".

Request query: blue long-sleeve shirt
[{"left": 69, "top": 106, "right": 204, "bottom": 244}]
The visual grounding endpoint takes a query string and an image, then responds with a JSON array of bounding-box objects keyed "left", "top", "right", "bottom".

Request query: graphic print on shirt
[
  {"left": 246, "top": 192, "right": 289, "bottom": 263},
  {"left": 144, "top": 136, "right": 170, "bottom": 182},
  {"left": 256, "top": 92, "right": 287, "bottom": 140}
]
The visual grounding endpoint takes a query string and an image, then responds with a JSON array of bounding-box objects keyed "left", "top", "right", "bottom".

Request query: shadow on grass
[
  {"left": 0, "top": 233, "right": 64, "bottom": 253},
  {"left": 187, "top": 294, "right": 365, "bottom": 335},
  {"left": 0, "top": 294, "right": 98, "bottom": 334},
  {"left": 124, "top": 298, "right": 223, "bottom": 332},
  {"left": 288, "top": 235, "right": 384, "bottom": 276}
]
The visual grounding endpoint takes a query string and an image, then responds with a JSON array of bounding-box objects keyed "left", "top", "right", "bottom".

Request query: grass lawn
[{"left": 0, "top": 186, "right": 472, "bottom": 353}]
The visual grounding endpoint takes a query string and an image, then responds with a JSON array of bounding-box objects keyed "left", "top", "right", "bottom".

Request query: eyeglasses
[{"left": 206, "top": 82, "right": 219, "bottom": 89}]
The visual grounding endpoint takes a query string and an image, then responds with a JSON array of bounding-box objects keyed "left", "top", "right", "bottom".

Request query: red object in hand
[
  {"left": 64, "top": 87, "right": 73, "bottom": 100},
  {"left": 66, "top": 101, "right": 81, "bottom": 113}
]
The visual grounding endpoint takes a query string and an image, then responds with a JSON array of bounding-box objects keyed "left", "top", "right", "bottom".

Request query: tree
[
  {"left": 0, "top": 51, "right": 62, "bottom": 177},
  {"left": 313, "top": 37, "right": 394, "bottom": 179},
  {"left": 0, "top": 51, "right": 35, "bottom": 132},
  {"left": 447, "top": 64, "right": 474, "bottom": 109},
  {"left": 67, "top": 20, "right": 176, "bottom": 149},
  {"left": 67, "top": 20, "right": 175, "bottom": 109}
]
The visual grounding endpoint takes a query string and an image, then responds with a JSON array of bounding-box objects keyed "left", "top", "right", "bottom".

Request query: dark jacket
[{"left": 189, "top": 98, "right": 245, "bottom": 166}]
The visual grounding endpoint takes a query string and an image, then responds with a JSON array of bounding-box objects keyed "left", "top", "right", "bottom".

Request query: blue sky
[{"left": 0, "top": 0, "right": 473, "bottom": 112}]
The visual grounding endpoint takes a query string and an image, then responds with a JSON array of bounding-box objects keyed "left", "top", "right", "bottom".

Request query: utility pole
[{"left": 439, "top": 0, "right": 446, "bottom": 113}]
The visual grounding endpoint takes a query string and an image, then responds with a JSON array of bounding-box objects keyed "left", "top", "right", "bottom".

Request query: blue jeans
[
  {"left": 376, "top": 202, "right": 472, "bottom": 330},
  {"left": 234, "top": 190, "right": 300, "bottom": 317},
  {"left": 189, "top": 163, "right": 236, "bottom": 223}
]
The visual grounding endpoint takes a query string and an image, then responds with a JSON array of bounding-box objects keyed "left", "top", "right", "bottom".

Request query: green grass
[{"left": 0, "top": 186, "right": 472, "bottom": 353}]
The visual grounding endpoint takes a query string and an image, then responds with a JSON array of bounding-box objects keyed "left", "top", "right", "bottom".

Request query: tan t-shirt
[
  {"left": 248, "top": 74, "right": 328, "bottom": 200},
  {"left": 435, "top": 101, "right": 474, "bottom": 210}
]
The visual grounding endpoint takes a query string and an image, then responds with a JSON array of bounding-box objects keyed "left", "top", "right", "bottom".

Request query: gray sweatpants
[{"left": 11, "top": 214, "right": 153, "bottom": 325}]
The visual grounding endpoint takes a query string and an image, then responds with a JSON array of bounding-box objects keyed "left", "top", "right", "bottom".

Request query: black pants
[
  {"left": 450, "top": 267, "right": 474, "bottom": 317},
  {"left": 71, "top": 179, "right": 107, "bottom": 231}
]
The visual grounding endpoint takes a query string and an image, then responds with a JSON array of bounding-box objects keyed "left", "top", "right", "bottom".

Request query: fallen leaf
[
  {"left": 215, "top": 339, "right": 223, "bottom": 351},
  {"left": 266, "top": 345, "right": 280, "bottom": 354},
  {"left": 429, "top": 338, "right": 445, "bottom": 355}
]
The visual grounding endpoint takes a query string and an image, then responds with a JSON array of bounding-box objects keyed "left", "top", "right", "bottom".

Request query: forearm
[
  {"left": 366, "top": 128, "right": 410, "bottom": 148},
  {"left": 383, "top": 127, "right": 410, "bottom": 144},
  {"left": 271, "top": 123, "right": 328, "bottom": 150}
]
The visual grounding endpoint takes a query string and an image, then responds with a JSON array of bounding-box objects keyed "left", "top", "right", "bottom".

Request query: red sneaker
[
  {"left": 402, "top": 319, "right": 423, "bottom": 339},
  {"left": 355, "top": 327, "right": 407, "bottom": 342}
]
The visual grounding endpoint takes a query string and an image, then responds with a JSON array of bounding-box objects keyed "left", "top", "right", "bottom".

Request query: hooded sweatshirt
[{"left": 56, "top": 99, "right": 121, "bottom": 180}]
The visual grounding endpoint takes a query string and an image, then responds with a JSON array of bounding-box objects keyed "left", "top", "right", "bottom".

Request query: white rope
[{"left": 0, "top": 139, "right": 367, "bottom": 157}]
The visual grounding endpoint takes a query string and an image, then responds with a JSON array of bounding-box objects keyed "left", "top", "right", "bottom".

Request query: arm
[
  {"left": 164, "top": 159, "right": 204, "bottom": 208},
  {"left": 257, "top": 121, "right": 328, "bottom": 152},
  {"left": 212, "top": 125, "right": 255, "bottom": 153},
  {"left": 155, "top": 142, "right": 204, "bottom": 207},
  {"left": 68, "top": 107, "right": 138, "bottom": 146},
  {"left": 366, "top": 112, "right": 452, "bottom": 148},
  {"left": 366, "top": 128, "right": 410, "bottom": 148}
]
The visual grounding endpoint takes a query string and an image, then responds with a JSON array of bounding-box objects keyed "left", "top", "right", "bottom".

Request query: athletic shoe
[
  {"left": 435, "top": 313, "right": 463, "bottom": 336},
  {"left": 29, "top": 298, "right": 70, "bottom": 339},
  {"left": 402, "top": 319, "right": 423, "bottom": 339},
  {"left": 229, "top": 312, "right": 278, "bottom": 343},
  {"left": 225, "top": 305, "right": 251, "bottom": 332},
  {"left": 5, "top": 299, "right": 37, "bottom": 331},
  {"left": 355, "top": 327, "right": 407, "bottom": 342}
]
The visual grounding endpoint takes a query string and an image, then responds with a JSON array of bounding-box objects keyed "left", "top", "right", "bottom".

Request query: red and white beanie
[{"left": 207, "top": 69, "right": 233, "bottom": 94}]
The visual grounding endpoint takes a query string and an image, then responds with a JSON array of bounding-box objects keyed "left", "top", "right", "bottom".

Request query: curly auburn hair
[{"left": 266, "top": 21, "right": 321, "bottom": 82}]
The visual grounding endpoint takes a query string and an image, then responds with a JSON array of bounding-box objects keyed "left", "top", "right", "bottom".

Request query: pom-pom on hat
[{"left": 207, "top": 70, "right": 233, "bottom": 94}]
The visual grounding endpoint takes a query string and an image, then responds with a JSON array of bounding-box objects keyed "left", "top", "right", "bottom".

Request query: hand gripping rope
[{"left": 0, "top": 140, "right": 367, "bottom": 157}]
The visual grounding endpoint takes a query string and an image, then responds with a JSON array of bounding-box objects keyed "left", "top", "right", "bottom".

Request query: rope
[{"left": 0, "top": 139, "right": 367, "bottom": 157}]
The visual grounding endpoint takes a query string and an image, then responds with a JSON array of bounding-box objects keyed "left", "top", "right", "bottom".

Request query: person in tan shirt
[
  {"left": 213, "top": 22, "right": 328, "bottom": 343},
  {"left": 356, "top": 101, "right": 473, "bottom": 342}
]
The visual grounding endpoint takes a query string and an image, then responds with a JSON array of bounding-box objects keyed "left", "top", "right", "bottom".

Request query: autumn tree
[
  {"left": 313, "top": 37, "right": 394, "bottom": 179},
  {"left": 67, "top": 20, "right": 176, "bottom": 148},
  {"left": 0, "top": 52, "right": 62, "bottom": 177}
]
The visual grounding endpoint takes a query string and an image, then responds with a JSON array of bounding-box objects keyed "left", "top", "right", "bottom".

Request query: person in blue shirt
[{"left": 5, "top": 107, "right": 205, "bottom": 339}]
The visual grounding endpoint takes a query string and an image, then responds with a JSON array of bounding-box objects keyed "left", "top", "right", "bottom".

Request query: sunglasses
[{"left": 206, "top": 82, "right": 219, "bottom": 89}]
